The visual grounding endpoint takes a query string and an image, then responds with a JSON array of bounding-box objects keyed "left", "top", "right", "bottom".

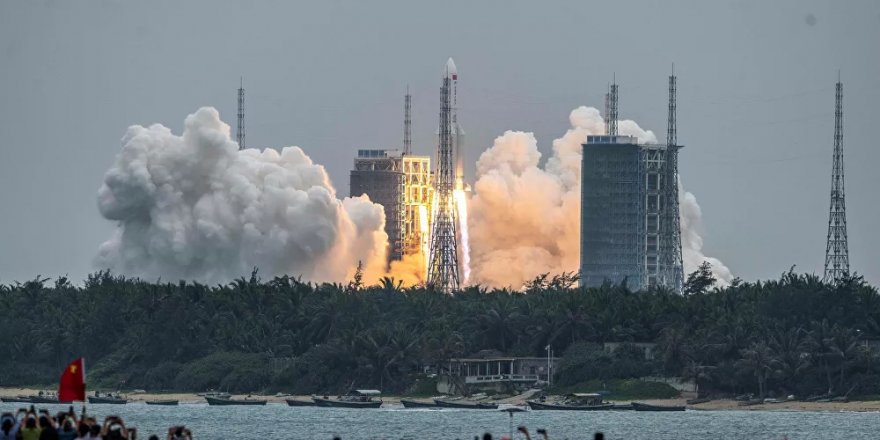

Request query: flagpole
[{"left": 82, "top": 358, "right": 87, "bottom": 419}]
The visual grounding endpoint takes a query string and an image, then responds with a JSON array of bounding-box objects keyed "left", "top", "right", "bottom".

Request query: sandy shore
[{"left": 4, "top": 388, "right": 880, "bottom": 411}]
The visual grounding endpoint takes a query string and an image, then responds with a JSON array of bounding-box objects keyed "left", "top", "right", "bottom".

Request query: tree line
[{"left": 1, "top": 264, "right": 878, "bottom": 399}]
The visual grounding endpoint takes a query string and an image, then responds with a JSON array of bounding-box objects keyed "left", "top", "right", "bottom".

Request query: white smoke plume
[
  {"left": 468, "top": 106, "right": 732, "bottom": 288},
  {"left": 680, "top": 186, "right": 734, "bottom": 285},
  {"left": 96, "top": 107, "right": 388, "bottom": 284}
]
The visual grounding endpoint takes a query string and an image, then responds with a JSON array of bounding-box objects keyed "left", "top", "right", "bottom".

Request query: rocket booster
[{"left": 445, "top": 58, "right": 466, "bottom": 191}]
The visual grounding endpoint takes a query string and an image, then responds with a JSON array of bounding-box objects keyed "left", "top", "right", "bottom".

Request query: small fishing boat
[
  {"left": 88, "top": 396, "right": 127, "bottom": 404},
  {"left": 434, "top": 399, "right": 498, "bottom": 409},
  {"left": 0, "top": 396, "right": 34, "bottom": 403},
  {"left": 527, "top": 393, "right": 613, "bottom": 411},
  {"left": 312, "top": 390, "right": 383, "bottom": 408},
  {"left": 285, "top": 398, "right": 315, "bottom": 407},
  {"left": 145, "top": 400, "right": 179, "bottom": 406},
  {"left": 198, "top": 391, "right": 232, "bottom": 399},
  {"left": 686, "top": 397, "right": 711, "bottom": 405},
  {"left": 527, "top": 400, "right": 614, "bottom": 411},
  {"left": 30, "top": 396, "right": 72, "bottom": 404},
  {"left": 400, "top": 399, "right": 439, "bottom": 409},
  {"left": 631, "top": 402, "right": 686, "bottom": 412},
  {"left": 205, "top": 396, "right": 267, "bottom": 406}
]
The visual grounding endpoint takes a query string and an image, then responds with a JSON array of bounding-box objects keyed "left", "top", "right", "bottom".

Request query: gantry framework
[
  {"left": 581, "top": 77, "right": 684, "bottom": 292},
  {"left": 351, "top": 149, "right": 406, "bottom": 262},
  {"left": 427, "top": 59, "right": 462, "bottom": 293}
]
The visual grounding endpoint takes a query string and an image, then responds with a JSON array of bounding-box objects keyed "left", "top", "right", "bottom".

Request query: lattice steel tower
[
  {"left": 427, "top": 58, "right": 461, "bottom": 293},
  {"left": 661, "top": 69, "right": 685, "bottom": 293},
  {"left": 404, "top": 86, "right": 412, "bottom": 155},
  {"left": 824, "top": 79, "right": 850, "bottom": 282},
  {"left": 237, "top": 78, "right": 245, "bottom": 150},
  {"left": 607, "top": 77, "right": 619, "bottom": 136}
]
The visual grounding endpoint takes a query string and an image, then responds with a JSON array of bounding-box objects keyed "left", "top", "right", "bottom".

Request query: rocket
[{"left": 445, "top": 58, "right": 466, "bottom": 191}]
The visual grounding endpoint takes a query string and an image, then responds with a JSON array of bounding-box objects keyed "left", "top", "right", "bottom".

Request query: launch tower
[
  {"left": 428, "top": 58, "right": 462, "bottom": 292},
  {"left": 237, "top": 78, "right": 245, "bottom": 150}
]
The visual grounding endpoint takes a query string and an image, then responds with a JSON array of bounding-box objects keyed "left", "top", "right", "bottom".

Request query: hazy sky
[{"left": 1, "top": 0, "right": 878, "bottom": 285}]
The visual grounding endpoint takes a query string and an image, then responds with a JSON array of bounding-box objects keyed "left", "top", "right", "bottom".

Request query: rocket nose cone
[{"left": 445, "top": 58, "right": 458, "bottom": 78}]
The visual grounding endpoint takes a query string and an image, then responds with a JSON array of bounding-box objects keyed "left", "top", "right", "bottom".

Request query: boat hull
[
  {"left": 0, "top": 397, "right": 33, "bottom": 403},
  {"left": 400, "top": 399, "right": 439, "bottom": 408},
  {"left": 145, "top": 400, "right": 178, "bottom": 406},
  {"left": 30, "top": 397, "right": 72, "bottom": 404},
  {"left": 88, "top": 397, "right": 127, "bottom": 404},
  {"left": 285, "top": 399, "right": 315, "bottom": 407},
  {"left": 631, "top": 402, "right": 685, "bottom": 412},
  {"left": 312, "top": 397, "right": 382, "bottom": 408},
  {"left": 434, "top": 400, "right": 498, "bottom": 410},
  {"left": 205, "top": 396, "right": 266, "bottom": 406},
  {"left": 527, "top": 401, "right": 614, "bottom": 411}
]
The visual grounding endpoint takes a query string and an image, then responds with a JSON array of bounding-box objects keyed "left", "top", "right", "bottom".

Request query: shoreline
[{"left": 4, "top": 387, "right": 880, "bottom": 412}]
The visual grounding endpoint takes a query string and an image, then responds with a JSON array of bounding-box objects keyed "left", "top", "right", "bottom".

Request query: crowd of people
[{"left": 0, "top": 407, "right": 191, "bottom": 440}]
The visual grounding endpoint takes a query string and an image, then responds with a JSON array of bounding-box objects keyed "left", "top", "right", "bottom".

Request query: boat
[
  {"left": 145, "top": 400, "right": 179, "bottom": 406},
  {"left": 198, "top": 391, "right": 232, "bottom": 399},
  {"left": 434, "top": 399, "right": 498, "bottom": 409},
  {"left": 400, "top": 399, "right": 439, "bottom": 408},
  {"left": 312, "top": 390, "right": 383, "bottom": 408},
  {"left": 30, "top": 396, "right": 72, "bottom": 404},
  {"left": 686, "top": 397, "right": 711, "bottom": 405},
  {"left": 526, "top": 400, "right": 614, "bottom": 411},
  {"left": 205, "top": 396, "right": 267, "bottom": 406},
  {"left": 88, "top": 396, "right": 127, "bottom": 404},
  {"left": 0, "top": 396, "right": 34, "bottom": 403},
  {"left": 631, "top": 402, "right": 686, "bottom": 412},
  {"left": 285, "top": 398, "right": 315, "bottom": 407},
  {"left": 527, "top": 393, "right": 613, "bottom": 411}
]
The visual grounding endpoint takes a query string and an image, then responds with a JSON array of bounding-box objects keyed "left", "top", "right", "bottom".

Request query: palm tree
[{"left": 736, "top": 341, "right": 778, "bottom": 398}]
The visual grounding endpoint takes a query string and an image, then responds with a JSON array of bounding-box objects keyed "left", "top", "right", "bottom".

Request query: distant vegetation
[{"left": 1, "top": 264, "right": 879, "bottom": 400}]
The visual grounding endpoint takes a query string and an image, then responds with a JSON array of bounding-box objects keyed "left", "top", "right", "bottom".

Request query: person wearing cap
[{"left": 0, "top": 413, "right": 19, "bottom": 440}]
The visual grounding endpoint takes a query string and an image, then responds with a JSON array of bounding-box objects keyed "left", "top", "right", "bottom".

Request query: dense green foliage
[{"left": 1, "top": 267, "right": 879, "bottom": 399}]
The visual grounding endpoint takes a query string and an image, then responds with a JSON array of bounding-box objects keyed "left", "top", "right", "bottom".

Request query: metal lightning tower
[
  {"left": 824, "top": 78, "right": 850, "bottom": 283},
  {"left": 608, "top": 77, "right": 619, "bottom": 136},
  {"left": 662, "top": 68, "right": 685, "bottom": 293},
  {"left": 427, "top": 58, "right": 461, "bottom": 293},
  {"left": 237, "top": 77, "right": 245, "bottom": 150},
  {"left": 404, "top": 86, "right": 412, "bottom": 155}
]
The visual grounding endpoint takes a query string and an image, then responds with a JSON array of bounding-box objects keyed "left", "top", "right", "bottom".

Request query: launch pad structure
[
  {"left": 349, "top": 86, "right": 434, "bottom": 265},
  {"left": 580, "top": 74, "right": 684, "bottom": 292},
  {"left": 427, "top": 58, "right": 463, "bottom": 293}
]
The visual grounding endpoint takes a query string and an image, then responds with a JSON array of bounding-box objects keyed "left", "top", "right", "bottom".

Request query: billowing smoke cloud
[
  {"left": 680, "top": 186, "right": 734, "bottom": 284},
  {"left": 468, "top": 106, "right": 732, "bottom": 288},
  {"left": 96, "top": 107, "right": 388, "bottom": 284}
]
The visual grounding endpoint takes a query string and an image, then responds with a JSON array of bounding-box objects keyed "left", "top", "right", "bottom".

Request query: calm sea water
[{"left": 2, "top": 402, "right": 877, "bottom": 440}]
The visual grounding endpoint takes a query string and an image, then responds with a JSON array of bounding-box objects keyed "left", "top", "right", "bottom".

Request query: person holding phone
[{"left": 0, "top": 413, "right": 19, "bottom": 440}]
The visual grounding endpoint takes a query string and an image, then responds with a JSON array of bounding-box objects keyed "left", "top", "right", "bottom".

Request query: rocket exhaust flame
[{"left": 454, "top": 189, "right": 471, "bottom": 284}]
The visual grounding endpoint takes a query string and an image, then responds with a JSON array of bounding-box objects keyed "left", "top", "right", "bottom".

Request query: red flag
[{"left": 58, "top": 358, "right": 86, "bottom": 402}]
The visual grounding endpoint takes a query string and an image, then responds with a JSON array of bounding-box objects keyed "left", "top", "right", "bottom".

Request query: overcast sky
[{"left": 1, "top": 0, "right": 878, "bottom": 285}]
